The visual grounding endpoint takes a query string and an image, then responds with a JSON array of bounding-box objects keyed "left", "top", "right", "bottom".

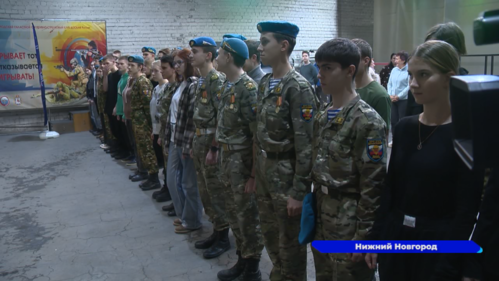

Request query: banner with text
[{"left": 0, "top": 20, "right": 106, "bottom": 111}]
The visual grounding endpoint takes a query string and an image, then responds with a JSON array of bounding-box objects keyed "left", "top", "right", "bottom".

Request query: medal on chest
[
  {"left": 275, "top": 96, "right": 282, "bottom": 113},
  {"left": 229, "top": 95, "right": 235, "bottom": 109}
]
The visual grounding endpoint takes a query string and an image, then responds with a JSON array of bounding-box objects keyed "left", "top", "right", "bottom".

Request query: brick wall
[
  {"left": 1, "top": 0, "right": 338, "bottom": 54},
  {"left": 337, "top": 0, "right": 374, "bottom": 46}
]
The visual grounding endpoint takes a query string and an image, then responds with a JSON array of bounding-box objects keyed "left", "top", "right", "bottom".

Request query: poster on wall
[{"left": 0, "top": 20, "right": 106, "bottom": 111}]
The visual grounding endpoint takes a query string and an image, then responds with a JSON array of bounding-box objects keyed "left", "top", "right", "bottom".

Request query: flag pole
[{"left": 32, "top": 23, "right": 59, "bottom": 139}]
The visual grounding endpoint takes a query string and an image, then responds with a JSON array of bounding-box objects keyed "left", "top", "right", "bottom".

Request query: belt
[
  {"left": 320, "top": 185, "right": 360, "bottom": 200},
  {"left": 221, "top": 143, "right": 250, "bottom": 152},
  {"left": 196, "top": 127, "right": 216, "bottom": 136},
  {"left": 393, "top": 210, "right": 452, "bottom": 229},
  {"left": 260, "top": 149, "right": 295, "bottom": 160}
]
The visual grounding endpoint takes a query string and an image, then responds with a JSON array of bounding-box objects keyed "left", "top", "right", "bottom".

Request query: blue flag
[{"left": 31, "top": 23, "right": 47, "bottom": 127}]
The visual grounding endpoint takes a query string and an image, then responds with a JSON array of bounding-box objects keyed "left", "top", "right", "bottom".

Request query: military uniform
[
  {"left": 255, "top": 69, "right": 318, "bottom": 280},
  {"left": 311, "top": 95, "right": 386, "bottom": 281},
  {"left": 217, "top": 72, "right": 263, "bottom": 259},
  {"left": 192, "top": 67, "right": 229, "bottom": 232},
  {"left": 62, "top": 65, "right": 87, "bottom": 95},
  {"left": 130, "top": 74, "right": 157, "bottom": 175},
  {"left": 96, "top": 75, "right": 115, "bottom": 144}
]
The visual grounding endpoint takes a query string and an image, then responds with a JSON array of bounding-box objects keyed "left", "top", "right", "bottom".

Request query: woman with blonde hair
[{"left": 365, "top": 40, "right": 484, "bottom": 281}]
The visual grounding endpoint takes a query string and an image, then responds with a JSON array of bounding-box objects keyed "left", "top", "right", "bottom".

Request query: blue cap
[
  {"left": 223, "top": 34, "right": 247, "bottom": 41},
  {"left": 141, "top": 46, "right": 156, "bottom": 55},
  {"left": 128, "top": 55, "right": 144, "bottom": 64},
  {"left": 257, "top": 21, "right": 299, "bottom": 38},
  {"left": 221, "top": 38, "right": 249, "bottom": 60},
  {"left": 98, "top": 57, "right": 105, "bottom": 62},
  {"left": 189, "top": 37, "right": 216, "bottom": 47}
]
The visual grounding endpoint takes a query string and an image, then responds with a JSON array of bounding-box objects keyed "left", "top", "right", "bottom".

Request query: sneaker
[
  {"left": 125, "top": 160, "right": 137, "bottom": 166},
  {"left": 100, "top": 144, "right": 110, "bottom": 149},
  {"left": 388, "top": 142, "right": 393, "bottom": 148},
  {"left": 173, "top": 218, "right": 182, "bottom": 226},
  {"left": 174, "top": 225, "right": 200, "bottom": 234}
]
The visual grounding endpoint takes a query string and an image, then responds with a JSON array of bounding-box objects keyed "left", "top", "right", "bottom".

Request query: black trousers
[
  {"left": 107, "top": 113, "right": 123, "bottom": 149},
  {"left": 153, "top": 134, "right": 164, "bottom": 169},
  {"left": 118, "top": 118, "right": 131, "bottom": 153},
  {"left": 390, "top": 99, "right": 408, "bottom": 130}
]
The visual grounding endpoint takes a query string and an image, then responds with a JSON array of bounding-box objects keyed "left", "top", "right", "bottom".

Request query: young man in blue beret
[
  {"left": 223, "top": 34, "right": 247, "bottom": 41},
  {"left": 188, "top": 37, "right": 230, "bottom": 259},
  {"left": 127, "top": 55, "right": 160, "bottom": 191},
  {"left": 216, "top": 37, "right": 264, "bottom": 281},
  {"left": 142, "top": 47, "right": 158, "bottom": 88},
  {"left": 254, "top": 20, "right": 319, "bottom": 281}
]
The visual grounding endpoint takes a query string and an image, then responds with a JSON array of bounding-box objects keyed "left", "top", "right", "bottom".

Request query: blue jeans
[{"left": 167, "top": 145, "right": 203, "bottom": 229}]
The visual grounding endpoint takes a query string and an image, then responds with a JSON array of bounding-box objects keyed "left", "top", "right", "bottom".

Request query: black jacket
[{"left": 86, "top": 71, "right": 95, "bottom": 100}]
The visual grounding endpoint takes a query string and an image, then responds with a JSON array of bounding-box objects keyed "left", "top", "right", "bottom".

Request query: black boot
[
  {"left": 241, "top": 258, "right": 261, "bottom": 281},
  {"left": 152, "top": 185, "right": 168, "bottom": 199},
  {"left": 130, "top": 173, "right": 148, "bottom": 182},
  {"left": 155, "top": 188, "right": 172, "bottom": 202},
  {"left": 140, "top": 173, "right": 161, "bottom": 191},
  {"left": 195, "top": 230, "right": 218, "bottom": 250},
  {"left": 217, "top": 251, "right": 246, "bottom": 281},
  {"left": 204, "top": 228, "right": 230, "bottom": 259}
]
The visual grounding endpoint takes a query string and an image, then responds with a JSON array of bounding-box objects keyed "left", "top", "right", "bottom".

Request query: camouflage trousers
[
  {"left": 219, "top": 146, "right": 263, "bottom": 259},
  {"left": 312, "top": 187, "right": 374, "bottom": 281},
  {"left": 193, "top": 134, "right": 229, "bottom": 231},
  {"left": 102, "top": 114, "right": 116, "bottom": 143},
  {"left": 132, "top": 112, "right": 158, "bottom": 175},
  {"left": 255, "top": 151, "right": 307, "bottom": 281}
]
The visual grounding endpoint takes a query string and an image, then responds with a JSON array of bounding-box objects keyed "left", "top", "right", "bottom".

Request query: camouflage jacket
[
  {"left": 158, "top": 82, "right": 180, "bottom": 138},
  {"left": 193, "top": 68, "right": 226, "bottom": 130},
  {"left": 256, "top": 69, "right": 319, "bottom": 201},
  {"left": 216, "top": 73, "right": 258, "bottom": 146},
  {"left": 96, "top": 76, "right": 106, "bottom": 112},
  {"left": 130, "top": 75, "right": 153, "bottom": 123},
  {"left": 312, "top": 95, "right": 387, "bottom": 240},
  {"left": 64, "top": 65, "right": 87, "bottom": 83}
]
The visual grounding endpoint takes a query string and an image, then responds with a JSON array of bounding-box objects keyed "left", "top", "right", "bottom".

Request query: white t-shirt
[{"left": 169, "top": 81, "right": 187, "bottom": 142}]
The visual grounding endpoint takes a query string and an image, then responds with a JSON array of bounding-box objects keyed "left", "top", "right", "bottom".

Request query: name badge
[{"left": 403, "top": 215, "right": 416, "bottom": 228}]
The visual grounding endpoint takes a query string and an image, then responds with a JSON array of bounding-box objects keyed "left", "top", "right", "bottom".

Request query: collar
[{"left": 327, "top": 94, "right": 361, "bottom": 126}]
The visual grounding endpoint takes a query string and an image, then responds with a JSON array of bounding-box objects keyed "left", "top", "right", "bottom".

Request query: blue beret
[
  {"left": 128, "top": 55, "right": 144, "bottom": 64},
  {"left": 223, "top": 34, "right": 247, "bottom": 41},
  {"left": 257, "top": 21, "right": 299, "bottom": 38},
  {"left": 189, "top": 37, "right": 216, "bottom": 47},
  {"left": 141, "top": 46, "right": 156, "bottom": 54},
  {"left": 221, "top": 38, "right": 249, "bottom": 60}
]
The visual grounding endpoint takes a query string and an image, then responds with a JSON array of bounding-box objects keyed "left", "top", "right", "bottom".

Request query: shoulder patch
[
  {"left": 211, "top": 73, "right": 219, "bottom": 81},
  {"left": 245, "top": 82, "right": 256, "bottom": 91},
  {"left": 366, "top": 139, "right": 384, "bottom": 162},
  {"left": 300, "top": 104, "right": 314, "bottom": 122}
]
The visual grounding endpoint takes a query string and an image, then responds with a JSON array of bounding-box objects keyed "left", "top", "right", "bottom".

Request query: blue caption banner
[{"left": 312, "top": 241, "right": 482, "bottom": 254}]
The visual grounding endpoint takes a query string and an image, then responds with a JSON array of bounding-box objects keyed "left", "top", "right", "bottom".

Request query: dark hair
[
  {"left": 351, "top": 38, "right": 372, "bottom": 69},
  {"left": 425, "top": 22, "right": 467, "bottom": 55},
  {"left": 112, "top": 50, "right": 121, "bottom": 54},
  {"left": 88, "top": 40, "right": 97, "bottom": 49},
  {"left": 175, "top": 48, "right": 196, "bottom": 80},
  {"left": 102, "top": 54, "right": 116, "bottom": 62},
  {"left": 118, "top": 55, "right": 129, "bottom": 62},
  {"left": 245, "top": 40, "right": 261, "bottom": 62},
  {"left": 388, "top": 53, "right": 396, "bottom": 68},
  {"left": 315, "top": 38, "right": 360, "bottom": 80},
  {"left": 160, "top": 54, "right": 175, "bottom": 68},
  {"left": 201, "top": 46, "right": 218, "bottom": 62},
  {"left": 396, "top": 51, "right": 409, "bottom": 65},
  {"left": 302, "top": 50, "right": 310, "bottom": 56},
  {"left": 272, "top": 33, "right": 296, "bottom": 56},
  {"left": 231, "top": 53, "right": 246, "bottom": 68},
  {"left": 159, "top": 48, "right": 171, "bottom": 56}
]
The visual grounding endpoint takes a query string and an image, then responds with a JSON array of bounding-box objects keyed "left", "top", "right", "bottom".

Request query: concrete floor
[{"left": 0, "top": 132, "right": 316, "bottom": 281}]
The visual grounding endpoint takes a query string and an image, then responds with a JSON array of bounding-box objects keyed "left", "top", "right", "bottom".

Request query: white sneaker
[{"left": 100, "top": 144, "right": 110, "bottom": 149}]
